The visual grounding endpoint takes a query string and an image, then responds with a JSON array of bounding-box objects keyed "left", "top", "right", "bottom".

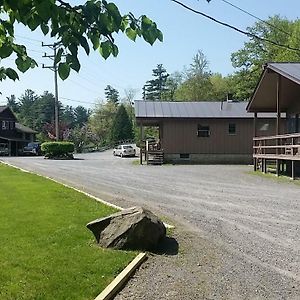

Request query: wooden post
[
  {"left": 276, "top": 74, "right": 281, "bottom": 177},
  {"left": 276, "top": 74, "right": 281, "bottom": 136},
  {"left": 8, "top": 140, "right": 11, "bottom": 156},
  {"left": 253, "top": 112, "right": 257, "bottom": 137},
  {"left": 139, "top": 124, "right": 143, "bottom": 165},
  {"left": 291, "top": 160, "right": 295, "bottom": 180}
]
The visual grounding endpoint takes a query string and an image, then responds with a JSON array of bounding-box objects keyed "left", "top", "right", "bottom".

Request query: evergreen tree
[
  {"left": 143, "top": 64, "right": 169, "bottom": 100},
  {"left": 111, "top": 104, "right": 133, "bottom": 143},
  {"left": 6, "top": 95, "right": 19, "bottom": 113},
  {"left": 105, "top": 85, "right": 119, "bottom": 104}
]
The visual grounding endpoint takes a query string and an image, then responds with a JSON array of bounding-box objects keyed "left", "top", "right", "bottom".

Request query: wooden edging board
[
  {"left": 0, "top": 161, "right": 173, "bottom": 298},
  {"left": 94, "top": 252, "right": 147, "bottom": 300}
]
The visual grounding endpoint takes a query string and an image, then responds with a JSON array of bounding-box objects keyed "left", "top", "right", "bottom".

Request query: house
[
  {"left": 0, "top": 106, "right": 36, "bottom": 156},
  {"left": 135, "top": 100, "right": 279, "bottom": 164},
  {"left": 247, "top": 62, "right": 300, "bottom": 178}
]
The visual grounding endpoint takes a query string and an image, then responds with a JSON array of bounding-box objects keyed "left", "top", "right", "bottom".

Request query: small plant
[{"left": 41, "top": 141, "right": 75, "bottom": 159}]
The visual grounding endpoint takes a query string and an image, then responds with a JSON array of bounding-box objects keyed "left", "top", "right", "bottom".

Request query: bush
[{"left": 41, "top": 142, "right": 74, "bottom": 159}]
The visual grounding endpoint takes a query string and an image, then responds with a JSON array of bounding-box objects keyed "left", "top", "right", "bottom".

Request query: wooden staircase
[{"left": 147, "top": 150, "right": 164, "bottom": 165}]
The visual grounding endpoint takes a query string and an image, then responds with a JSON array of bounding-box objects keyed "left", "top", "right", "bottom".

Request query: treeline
[
  {"left": 143, "top": 16, "right": 300, "bottom": 102},
  {"left": 6, "top": 86, "right": 134, "bottom": 152},
  {"left": 5, "top": 15, "right": 300, "bottom": 151}
]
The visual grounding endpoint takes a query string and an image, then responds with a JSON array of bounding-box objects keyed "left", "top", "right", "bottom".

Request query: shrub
[{"left": 41, "top": 142, "right": 74, "bottom": 159}]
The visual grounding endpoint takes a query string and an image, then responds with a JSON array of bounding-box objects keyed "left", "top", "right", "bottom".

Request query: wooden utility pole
[{"left": 42, "top": 42, "right": 60, "bottom": 141}]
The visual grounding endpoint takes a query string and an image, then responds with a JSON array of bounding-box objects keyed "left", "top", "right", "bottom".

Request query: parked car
[
  {"left": 0, "top": 143, "right": 8, "bottom": 156},
  {"left": 23, "top": 142, "right": 41, "bottom": 156},
  {"left": 113, "top": 145, "right": 136, "bottom": 157}
]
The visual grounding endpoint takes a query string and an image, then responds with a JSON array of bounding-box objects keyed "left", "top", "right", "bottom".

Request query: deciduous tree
[{"left": 0, "top": 0, "right": 163, "bottom": 81}]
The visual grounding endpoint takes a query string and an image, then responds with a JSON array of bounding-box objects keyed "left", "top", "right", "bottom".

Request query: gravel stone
[{"left": 1, "top": 151, "right": 299, "bottom": 299}]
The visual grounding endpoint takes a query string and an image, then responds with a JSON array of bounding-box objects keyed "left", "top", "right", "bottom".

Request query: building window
[
  {"left": 228, "top": 123, "right": 236, "bottom": 135},
  {"left": 198, "top": 125, "right": 210, "bottom": 137},
  {"left": 9, "top": 121, "right": 15, "bottom": 130},
  {"left": 2, "top": 121, "right": 7, "bottom": 130},
  {"left": 259, "top": 123, "right": 269, "bottom": 131}
]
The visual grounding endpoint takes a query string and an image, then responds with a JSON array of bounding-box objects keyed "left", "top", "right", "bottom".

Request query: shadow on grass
[{"left": 153, "top": 236, "right": 179, "bottom": 256}]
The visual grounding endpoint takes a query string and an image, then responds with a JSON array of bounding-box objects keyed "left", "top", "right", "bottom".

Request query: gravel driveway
[{"left": 1, "top": 152, "right": 299, "bottom": 299}]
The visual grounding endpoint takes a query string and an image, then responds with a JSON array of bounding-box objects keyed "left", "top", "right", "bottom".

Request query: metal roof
[
  {"left": 268, "top": 62, "right": 300, "bottom": 85},
  {"left": 247, "top": 62, "right": 300, "bottom": 112},
  {"left": 135, "top": 101, "right": 256, "bottom": 119}
]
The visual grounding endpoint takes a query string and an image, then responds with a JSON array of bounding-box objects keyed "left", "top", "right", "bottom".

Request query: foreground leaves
[{"left": 0, "top": 0, "right": 163, "bottom": 80}]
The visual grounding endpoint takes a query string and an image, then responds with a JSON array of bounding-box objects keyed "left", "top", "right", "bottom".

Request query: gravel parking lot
[{"left": 1, "top": 151, "right": 299, "bottom": 299}]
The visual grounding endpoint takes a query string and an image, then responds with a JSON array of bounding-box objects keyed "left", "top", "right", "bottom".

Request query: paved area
[{"left": 1, "top": 152, "right": 299, "bottom": 299}]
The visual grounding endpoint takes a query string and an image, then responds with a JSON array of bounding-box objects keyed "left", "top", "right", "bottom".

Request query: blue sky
[{"left": 1, "top": 0, "right": 300, "bottom": 108}]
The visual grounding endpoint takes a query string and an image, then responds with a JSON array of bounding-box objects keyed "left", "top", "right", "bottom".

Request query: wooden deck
[{"left": 253, "top": 133, "right": 300, "bottom": 179}]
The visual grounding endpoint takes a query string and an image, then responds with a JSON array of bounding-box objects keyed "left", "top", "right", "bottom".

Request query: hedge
[{"left": 41, "top": 142, "right": 74, "bottom": 158}]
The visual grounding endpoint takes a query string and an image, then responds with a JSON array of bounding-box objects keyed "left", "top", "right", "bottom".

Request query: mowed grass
[{"left": 0, "top": 164, "right": 136, "bottom": 300}]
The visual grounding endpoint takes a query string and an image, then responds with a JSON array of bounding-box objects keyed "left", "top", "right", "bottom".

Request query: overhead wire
[
  {"left": 172, "top": 0, "right": 300, "bottom": 53},
  {"left": 217, "top": 0, "right": 293, "bottom": 38}
]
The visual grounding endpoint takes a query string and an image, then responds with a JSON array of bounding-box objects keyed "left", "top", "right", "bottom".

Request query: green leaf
[
  {"left": 66, "top": 55, "right": 80, "bottom": 72},
  {"left": 58, "top": 62, "right": 70, "bottom": 80},
  {"left": 27, "top": 15, "right": 41, "bottom": 31},
  {"left": 55, "top": 48, "right": 64, "bottom": 65},
  {"left": 41, "top": 23, "right": 49, "bottom": 35},
  {"left": 111, "top": 44, "right": 118, "bottom": 57},
  {"left": 99, "top": 41, "right": 112, "bottom": 59},
  {"left": 35, "top": 1, "right": 52, "bottom": 22},
  {"left": 15, "top": 57, "right": 34, "bottom": 73},
  {"left": 157, "top": 30, "right": 163, "bottom": 42},
  {"left": 79, "top": 36, "right": 90, "bottom": 55},
  {"left": 0, "top": 44, "right": 13, "bottom": 58},
  {"left": 125, "top": 28, "right": 137, "bottom": 41},
  {"left": 5, "top": 68, "right": 19, "bottom": 81}
]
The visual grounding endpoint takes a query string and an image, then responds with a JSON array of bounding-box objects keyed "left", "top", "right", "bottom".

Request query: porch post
[
  {"left": 276, "top": 74, "right": 281, "bottom": 136},
  {"left": 139, "top": 124, "right": 143, "bottom": 165},
  {"left": 253, "top": 112, "right": 257, "bottom": 171},
  {"left": 8, "top": 140, "right": 11, "bottom": 156},
  {"left": 276, "top": 74, "right": 281, "bottom": 176}
]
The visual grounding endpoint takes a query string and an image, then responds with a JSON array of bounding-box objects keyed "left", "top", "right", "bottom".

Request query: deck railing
[
  {"left": 253, "top": 133, "right": 300, "bottom": 179},
  {"left": 253, "top": 133, "right": 300, "bottom": 160}
]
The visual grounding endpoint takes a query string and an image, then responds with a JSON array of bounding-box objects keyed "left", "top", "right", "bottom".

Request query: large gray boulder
[{"left": 86, "top": 206, "right": 166, "bottom": 251}]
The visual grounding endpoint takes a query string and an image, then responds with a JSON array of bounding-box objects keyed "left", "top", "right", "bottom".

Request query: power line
[
  {"left": 215, "top": 0, "right": 293, "bottom": 38},
  {"left": 15, "top": 35, "right": 42, "bottom": 43},
  {"left": 171, "top": 0, "right": 300, "bottom": 53},
  {"left": 60, "top": 96, "right": 97, "bottom": 105}
]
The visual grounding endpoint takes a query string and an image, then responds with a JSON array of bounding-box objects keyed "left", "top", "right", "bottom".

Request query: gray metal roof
[
  {"left": 0, "top": 106, "right": 7, "bottom": 113},
  {"left": 268, "top": 62, "right": 300, "bottom": 85},
  {"left": 135, "top": 101, "right": 255, "bottom": 119}
]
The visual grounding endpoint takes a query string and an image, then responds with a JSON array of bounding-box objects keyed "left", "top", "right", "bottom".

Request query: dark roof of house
[
  {"left": 0, "top": 106, "right": 7, "bottom": 113},
  {"left": 15, "top": 123, "right": 37, "bottom": 134},
  {"left": 135, "top": 101, "right": 275, "bottom": 119}
]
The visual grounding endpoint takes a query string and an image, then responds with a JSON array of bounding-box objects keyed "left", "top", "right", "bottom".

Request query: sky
[{"left": 1, "top": 0, "right": 300, "bottom": 109}]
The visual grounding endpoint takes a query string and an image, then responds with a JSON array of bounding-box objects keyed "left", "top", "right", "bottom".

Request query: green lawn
[{"left": 0, "top": 163, "right": 136, "bottom": 300}]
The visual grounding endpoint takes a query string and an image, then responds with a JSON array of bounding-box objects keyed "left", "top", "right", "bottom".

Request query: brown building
[
  {"left": 247, "top": 62, "right": 300, "bottom": 178},
  {"left": 135, "top": 100, "right": 279, "bottom": 164},
  {"left": 0, "top": 106, "right": 36, "bottom": 156}
]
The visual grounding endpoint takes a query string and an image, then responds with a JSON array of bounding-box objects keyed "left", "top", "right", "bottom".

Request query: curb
[{"left": 95, "top": 252, "right": 147, "bottom": 300}]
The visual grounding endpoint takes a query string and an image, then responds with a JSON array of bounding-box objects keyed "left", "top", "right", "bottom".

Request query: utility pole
[{"left": 42, "top": 42, "right": 60, "bottom": 141}]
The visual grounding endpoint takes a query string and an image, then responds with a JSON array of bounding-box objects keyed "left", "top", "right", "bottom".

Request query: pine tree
[
  {"left": 105, "top": 85, "right": 119, "bottom": 104},
  {"left": 111, "top": 104, "right": 133, "bottom": 143},
  {"left": 143, "top": 64, "right": 169, "bottom": 101}
]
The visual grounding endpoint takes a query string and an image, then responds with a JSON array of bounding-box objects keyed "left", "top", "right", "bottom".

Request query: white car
[{"left": 113, "top": 145, "right": 136, "bottom": 157}]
